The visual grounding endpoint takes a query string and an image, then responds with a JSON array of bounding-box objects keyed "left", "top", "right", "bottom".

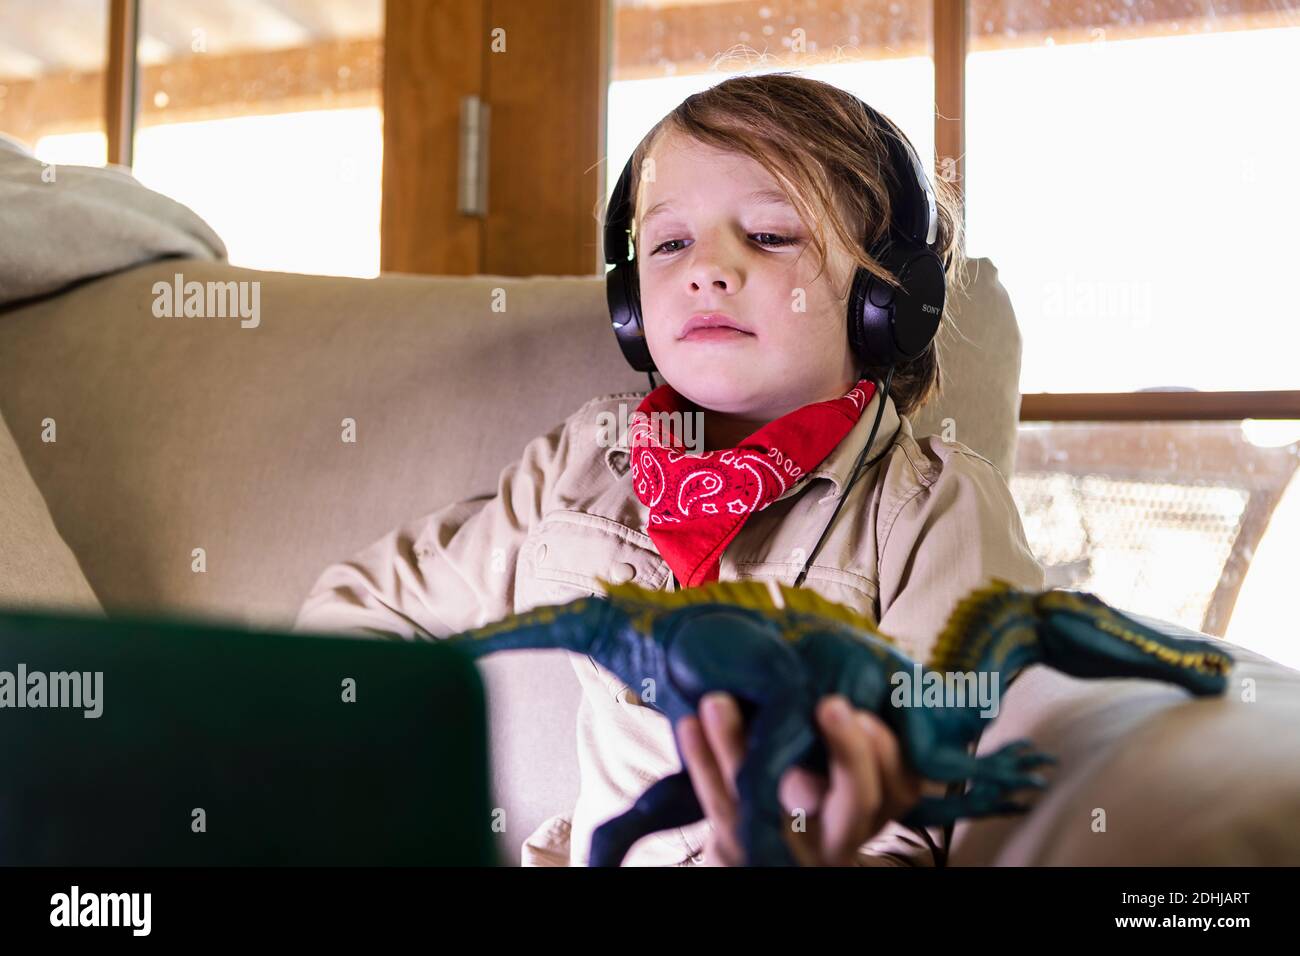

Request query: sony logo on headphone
[{"left": 922, "top": 303, "right": 941, "bottom": 315}]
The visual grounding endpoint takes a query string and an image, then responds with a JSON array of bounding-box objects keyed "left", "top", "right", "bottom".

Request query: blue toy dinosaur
[{"left": 442, "top": 577, "right": 1233, "bottom": 866}]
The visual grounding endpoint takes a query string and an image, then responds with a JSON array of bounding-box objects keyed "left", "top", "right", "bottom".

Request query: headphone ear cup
[
  {"left": 846, "top": 266, "right": 877, "bottom": 368},
  {"left": 848, "top": 240, "right": 946, "bottom": 369},
  {"left": 849, "top": 263, "right": 902, "bottom": 369},
  {"left": 606, "top": 261, "right": 656, "bottom": 372}
]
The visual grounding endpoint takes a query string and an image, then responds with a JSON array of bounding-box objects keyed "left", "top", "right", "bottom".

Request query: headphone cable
[
  {"left": 788, "top": 362, "right": 954, "bottom": 867},
  {"left": 792, "top": 364, "right": 896, "bottom": 589}
]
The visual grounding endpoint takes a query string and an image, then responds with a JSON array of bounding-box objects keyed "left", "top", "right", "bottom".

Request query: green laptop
[{"left": 0, "top": 606, "right": 496, "bottom": 866}]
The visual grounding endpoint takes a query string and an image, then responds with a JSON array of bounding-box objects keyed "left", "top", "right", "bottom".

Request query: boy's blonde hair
[{"left": 626, "top": 72, "right": 968, "bottom": 418}]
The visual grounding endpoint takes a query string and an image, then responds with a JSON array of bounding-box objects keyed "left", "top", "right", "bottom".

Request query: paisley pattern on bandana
[{"left": 628, "top": 378, "right": 876, "bottom": 587}]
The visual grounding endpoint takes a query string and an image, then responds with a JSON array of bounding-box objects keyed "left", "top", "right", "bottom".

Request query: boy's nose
[{"left": 687, "top": 258, "right": 741, "bottom": 295}]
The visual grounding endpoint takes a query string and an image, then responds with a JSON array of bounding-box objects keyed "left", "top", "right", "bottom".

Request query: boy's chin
[{"left": 661, "top": 369, "right": 767, "bottom": 413}]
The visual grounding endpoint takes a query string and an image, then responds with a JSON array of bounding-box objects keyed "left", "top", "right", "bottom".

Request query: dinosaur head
[{"left": 1033, "top": 588, "right": 1233, "bottom": 696}]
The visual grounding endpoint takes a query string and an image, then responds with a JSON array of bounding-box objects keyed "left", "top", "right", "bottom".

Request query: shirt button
[
  {"left": 535, "top": 543, "right": 548, "bottom": 565},
  {"left": 609, "top": 562, "right": 637, "bottom": 584}
]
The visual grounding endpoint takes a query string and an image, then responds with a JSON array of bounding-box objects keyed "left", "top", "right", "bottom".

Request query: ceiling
[{"left": 0, "top": 0, "right": 383, "bottom": 80}]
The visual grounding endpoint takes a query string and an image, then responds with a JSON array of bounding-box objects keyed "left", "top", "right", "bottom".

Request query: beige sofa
[{"left": 3, "top": 251, "right": 1298, "bottom": 865}]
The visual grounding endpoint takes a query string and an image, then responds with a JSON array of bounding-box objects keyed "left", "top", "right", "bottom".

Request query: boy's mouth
[
  {"left": 680, "top": 327, "right": 754, "bottom": 344},
  {"left": 678, "top": 312, "right": 754, "bottom": 341}
]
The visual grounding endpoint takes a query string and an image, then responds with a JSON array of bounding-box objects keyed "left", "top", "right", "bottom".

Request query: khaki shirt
[{"left": 293, "top": 387, "right": 1045, "bottom": 866}]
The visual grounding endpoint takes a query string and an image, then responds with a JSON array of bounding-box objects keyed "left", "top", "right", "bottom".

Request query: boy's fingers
[
  {"left": 699, "top": 692, "right": 745, "bottom": 803},
  {"left": 856, "top": 711, "right": 923, "bottom": 822},
  {"left": 676, "top": 714, "right": 738, "bottom": 835},
  {"left": 783, "top": 816, "right": 823, "bottom": 867},
  {"left": 817, "top": 696, "right": 885, "bottom": 860},
  {"left": 705, "top": 827, "right": 746, "bottom": 867},
  {"left": 779, "top": 765, "right": 827, "bottom": 817}
]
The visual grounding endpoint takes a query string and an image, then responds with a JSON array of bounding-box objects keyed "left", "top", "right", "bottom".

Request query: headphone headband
[
  {"left": 854, "top": 99, "right": 939, "bottom": 249},
  {"left": 604, "top": 151, "right": 638, "bottom": 267}
]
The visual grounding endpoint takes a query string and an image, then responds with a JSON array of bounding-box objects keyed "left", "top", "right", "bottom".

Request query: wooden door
[{"left": 381, "top": 0, "right": 606, "bottom": 276}]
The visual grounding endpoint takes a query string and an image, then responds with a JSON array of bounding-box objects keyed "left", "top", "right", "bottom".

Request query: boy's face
[{"left": 635, "top": 129, "right": 861, "bottom": 421}]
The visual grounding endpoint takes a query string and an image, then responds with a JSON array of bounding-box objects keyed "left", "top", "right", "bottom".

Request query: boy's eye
[
  {"left": 650, "top": 238, "right": 688, "bottom": 255},
  {"left": 648, "top": 233, "right": 798, "bottom": 256}
]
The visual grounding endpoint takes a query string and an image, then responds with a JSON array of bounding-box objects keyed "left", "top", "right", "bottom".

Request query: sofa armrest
[{"left": 949, "top": 615, "right": 1300, "bottom": 865}]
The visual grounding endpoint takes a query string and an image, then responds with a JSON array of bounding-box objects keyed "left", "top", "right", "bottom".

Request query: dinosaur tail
[{"left": 444, "top": 596, "right": 610, "bottom": 660}]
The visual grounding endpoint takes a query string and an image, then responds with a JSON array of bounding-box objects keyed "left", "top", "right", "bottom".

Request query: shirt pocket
[
  {"left": 730, "top": 559, "right": 881, "bottom": 625},
  {"left": 519, "top": 510, "right": 669, "bottom": 601},
  {"left": 516, "top": 510, "right": 672, "bottom": 702}
]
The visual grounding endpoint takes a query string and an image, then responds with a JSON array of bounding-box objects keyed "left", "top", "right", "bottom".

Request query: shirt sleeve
[
  {"left": 875, "top": 446, "right": 1045, "bottom": 665},
  {"left": 291, "top": 417, "right": 572, "bottom": 640}
]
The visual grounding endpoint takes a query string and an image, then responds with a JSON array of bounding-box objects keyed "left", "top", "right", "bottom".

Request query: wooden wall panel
[
  {"left": 381, "top": 0, "right": 487, "bottom": 274},
  {"left": 934, "top": 0, "right": 967, "bottom": 228},
  {"left": 482, "top": 0, "right": 606, "bottom": 277}
]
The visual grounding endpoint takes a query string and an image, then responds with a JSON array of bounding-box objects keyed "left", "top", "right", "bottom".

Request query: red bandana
[{"left": 627, "top": 378, "right": 877, "bottom": 588}]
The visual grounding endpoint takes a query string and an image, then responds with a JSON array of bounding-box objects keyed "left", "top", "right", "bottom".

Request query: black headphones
[{"left": 602, "top": 92, "right": 948, "bottom": 379}]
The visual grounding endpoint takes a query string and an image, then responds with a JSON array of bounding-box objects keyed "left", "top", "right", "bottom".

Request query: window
[
  {"left": 1012, "top": 419, "right": 1300, "bottom": 669},
  {"left": 0, "top": 0, "right": 108, "bottom": 166},
  {"left": 128, "top": 0, "right": 384, "bottom": 277},
  {"left": 973, "top": 1, "right": 1300, "bottom": 667},
  {"left": 966, "top": 2, "right": 1300, "bottom": 394},
  {"left": 607, "top": 0, "right": 937, "bottom": 216}
]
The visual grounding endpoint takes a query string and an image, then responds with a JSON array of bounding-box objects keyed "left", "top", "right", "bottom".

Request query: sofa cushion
[
  {"left": 910, "top": 258, "right": 1023, "bottom": 481},
  {"left": 0, "top": 135, "right": 226, "bottom": 308},
  {"left": 0, "top": 408, "right": 101, "bottom": 612}
]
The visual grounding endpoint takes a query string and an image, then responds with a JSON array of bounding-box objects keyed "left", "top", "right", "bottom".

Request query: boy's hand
[{"left": 676, "top": 692, "right": 923, "bottom": 866}]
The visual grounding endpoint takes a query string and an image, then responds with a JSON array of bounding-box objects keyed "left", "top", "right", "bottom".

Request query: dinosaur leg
[
  {"left": 886, "top": 701, "right": 1052, "bottom": 788},
  {"left": 899, "top": 773, "right": 1043, "bottom": 829},
  {"left": 732, "top": 701, "right": 817, "bottom": 867},
  {"left": 887, "top": 704, "right": 988, "bottom": 783},
  {"left": 588, "top": 770, "right": 704, "bottom": 867}
]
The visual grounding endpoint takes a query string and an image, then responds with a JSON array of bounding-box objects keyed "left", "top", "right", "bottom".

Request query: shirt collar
[{"left": 602, "top": 380, "right": 901, "bottom": 503}]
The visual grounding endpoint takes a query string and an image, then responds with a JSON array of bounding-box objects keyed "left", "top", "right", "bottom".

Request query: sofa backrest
[{"left": 0, "top": 257, "right": 1023, "bottom": 626}]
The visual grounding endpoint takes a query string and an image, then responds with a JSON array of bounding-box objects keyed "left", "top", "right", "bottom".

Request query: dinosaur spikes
[
  {"left": 594, "top": 576, "right": 895, "bottom": 646},
  {"left": 770, "top": 582, "right": 894, "bottom": 645},
  {"left": 766, "top": 578, "right": 786, "bottom": 609},
  {"left": 925, "top": 577, "right": 1023, "bottom": 672},
  {"left": 596, "top": 576, "right": 781, "bottom": 615}
]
